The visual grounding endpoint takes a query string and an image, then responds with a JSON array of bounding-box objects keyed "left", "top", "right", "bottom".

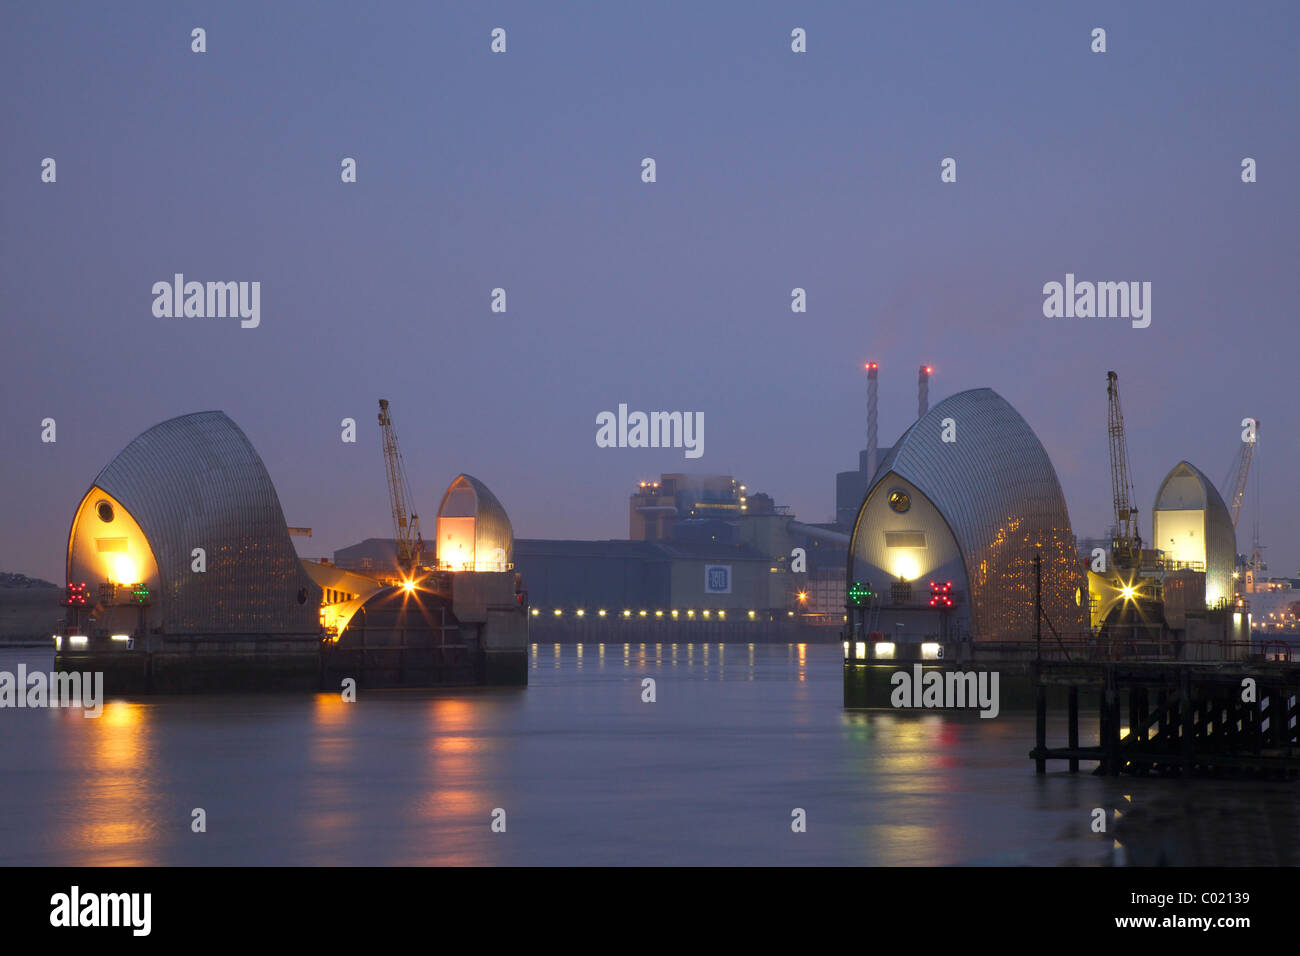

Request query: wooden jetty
[{"left": 1030, "top": 659, "right": 1300, "bottom": 777}]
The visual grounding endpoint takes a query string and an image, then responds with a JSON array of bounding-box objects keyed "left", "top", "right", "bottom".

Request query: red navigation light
[
  {"left": 65, "top": 581, "right": 89, "bottom": 606},
  {"left": 924, "top": 366, "right": 933, "bottom": 374}
]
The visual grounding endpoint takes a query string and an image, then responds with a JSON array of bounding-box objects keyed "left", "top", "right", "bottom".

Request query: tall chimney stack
[
  {"left": 866, "top": 362, "right": 879, "bottom": 481},
  {"left": 918, "top": 364, "right": 931, "bottom": 418}
]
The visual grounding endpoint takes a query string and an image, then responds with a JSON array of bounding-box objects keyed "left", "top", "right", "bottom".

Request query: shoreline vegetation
[{"left": 0, "top": 574, "right": 60, "bottom": 645}]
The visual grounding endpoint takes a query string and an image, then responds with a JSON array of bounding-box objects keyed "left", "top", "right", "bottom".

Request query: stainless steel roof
[
  {"left": 1153, "top": 460, "right": 1236, "bottom": 606},
  {"left": 437, "top": 474, "right": 514, "bottom": 563},
  {"left": 852, "top": 388, "right": 1087, "bottom": 640},
  {"left": 90, "top": 411, "right": 320, "bottom": 635}
]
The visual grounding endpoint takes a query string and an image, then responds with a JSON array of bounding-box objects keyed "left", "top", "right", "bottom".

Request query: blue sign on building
[{"left": 705, "top": 565, "right": 731, "bottom": 594}]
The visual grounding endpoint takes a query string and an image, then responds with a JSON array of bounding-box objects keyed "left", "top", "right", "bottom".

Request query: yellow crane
[
  {"left": 1106, "top": 371, "right": 1142, "bottom": 569},
  {"left": 378, "top": 399, "right": 424, "bottom": 574},
  {"left": 1225, "top": 419, "right": 1258, "bottom": 530}
]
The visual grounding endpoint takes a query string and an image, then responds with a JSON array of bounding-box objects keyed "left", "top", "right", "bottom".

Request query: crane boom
[
  {"left": 1106, "top": 371, "right": 1141, "bottom": 568},
  {"left": 378, "top": 399, "right": 423, "bottom": 571},
  {"left": 1226, "top": 419, "right": 1257, "bottom": 530}
]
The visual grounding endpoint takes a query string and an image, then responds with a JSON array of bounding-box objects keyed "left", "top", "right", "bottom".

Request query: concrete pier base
[
  {"left": 56, "top": 638, "right": 321, "bottom": 694},
  {"left": 844, "top": 660, "right": 1072, "bottom": 711},
  {"left": 480, "top": 649, "right": 527, "bottom": 686}
]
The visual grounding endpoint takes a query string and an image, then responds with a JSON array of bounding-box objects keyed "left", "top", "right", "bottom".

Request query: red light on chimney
[{"left": 924, "top": 366, "right": 933, "bottom": 374}]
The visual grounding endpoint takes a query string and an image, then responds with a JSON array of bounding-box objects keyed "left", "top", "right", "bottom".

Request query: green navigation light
[{"left": 847, "top": 581, "right": 874, "bottom": 607}]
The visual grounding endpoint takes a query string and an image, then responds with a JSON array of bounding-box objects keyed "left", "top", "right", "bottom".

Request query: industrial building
[
  {"left": 844, "top": 388, "right": 1088, "bottom": 654},
  {"left": 630, "top": 474, "right": 748, "bottom": 540},
  {"left": 340, "top": 470, "right": 851, "bottom": 639},
  {"left": 836, "top": 364, "right": 931, "bottom": 529},
  {"left": 514, "top": 537, "right": 774, "bottom": 613}
]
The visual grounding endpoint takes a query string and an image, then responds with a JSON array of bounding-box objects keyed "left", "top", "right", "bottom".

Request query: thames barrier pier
[
  {"left": 842, "top": 376, "right": 1262, "bottom": 713},
  {"left": 53, "top": 411, "right": 528, "bottom": 693}
]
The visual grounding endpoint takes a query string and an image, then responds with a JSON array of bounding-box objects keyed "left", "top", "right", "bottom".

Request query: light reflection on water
[
  {"left": 51, "top": 700, "right": 161, "bottom": 866},
  {"left": 0, "top": 644, "right": 1291, "bottom": 865}
]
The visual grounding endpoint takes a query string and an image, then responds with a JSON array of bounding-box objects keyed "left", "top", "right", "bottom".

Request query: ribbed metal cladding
[
  {"left": 850, "top": 388, "right": 1087, "bottom": 641},
  {"left": 437, "top": 474, "right": 514, "bottom": 563},
  {"left": 1152, "top": 461, "right": 1236, "bottom": 607},
  {"left": 90, "top": 411, "right": 320, "bottom": 635}
]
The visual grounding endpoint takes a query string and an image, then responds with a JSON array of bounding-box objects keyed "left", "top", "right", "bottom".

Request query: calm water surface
[{"left": 0, "top": 643, "right": 1288, "bottom": 866}]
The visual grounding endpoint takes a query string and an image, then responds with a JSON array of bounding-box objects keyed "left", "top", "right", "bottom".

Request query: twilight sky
[{"left": 2, "top": 1, "right": 1297, "bottom": 584}]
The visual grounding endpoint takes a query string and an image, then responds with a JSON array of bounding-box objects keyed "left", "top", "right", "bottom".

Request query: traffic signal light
[
  {"left": 848, "top": 581, "right": 874, "bottom": 607},
  {"left": 928, "top": 581, "right": 953, "bottom": 608}
]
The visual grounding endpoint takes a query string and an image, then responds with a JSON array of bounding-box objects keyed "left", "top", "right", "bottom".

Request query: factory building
[
  {"left": 512, "top": 540, "right": 670, "bottom": 610},
  {"left": 837, "top": 447, "right": 891, "bottom": 530},
  {"left": 630, "top": 474, "right": 747, "bottom": 540},
  {"left": 1151, "top": 461, "right": 1236, "bottom": 609},
  {"left": 342, "top": 469, "right": 846, "bottom": 634},
  {"left": 836, "top": 364, "right": 932, "bottom": 530},
  {"left": 846, "top": 388, "right": 1087, "bottom": 652},
  {"left": 513, "top": 538, "right": 773, "bottom": 613},
  {"left": 510, "top": 474, "right": 848, "bottom": 625}
]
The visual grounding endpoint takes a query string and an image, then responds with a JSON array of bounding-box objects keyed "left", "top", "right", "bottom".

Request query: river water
[{"left": 0, "top": 643, "right": 1292, "bottom": 866}]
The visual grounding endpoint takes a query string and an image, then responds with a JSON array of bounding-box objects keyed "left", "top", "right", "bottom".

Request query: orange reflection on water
[
  {"left": 305, "top": 692, "right": 360, "bottom": 848},
  {"left": 434, "top": 734, "right": 478, "bottom": 756},
  {"left": 55, "top": 700, "right": 159, "bottom": 865},
  {"left": 311, "top": 691, "right": 355, "bottom": 767},
  {"left": 394, "top": 695, "right": 499, "bottom": 865}
]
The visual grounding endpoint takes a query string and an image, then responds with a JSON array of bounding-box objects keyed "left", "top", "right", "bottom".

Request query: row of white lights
[
  {"left": 531, "top": 609, "right": 793, "bottom": 620},
  {"left": 52, "top": 634, "right": 131, "bottom": 649},
  {"left": 843, "top": 641, "right": 943, "bottom": 661}
]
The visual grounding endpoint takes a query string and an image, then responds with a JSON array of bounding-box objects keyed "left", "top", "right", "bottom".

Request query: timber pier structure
[{"left": 1031, "top": 657, "right": 1300, "bottom": 778}]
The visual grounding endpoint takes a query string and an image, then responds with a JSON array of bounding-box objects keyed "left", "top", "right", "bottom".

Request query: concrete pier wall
[{"left": 56, "top": 634, "right": 322, "bottom": 694}]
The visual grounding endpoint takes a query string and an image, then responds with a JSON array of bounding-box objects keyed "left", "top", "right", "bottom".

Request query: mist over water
[{"left": 0, "top": 644, "right": 1290, "bottom": 866}]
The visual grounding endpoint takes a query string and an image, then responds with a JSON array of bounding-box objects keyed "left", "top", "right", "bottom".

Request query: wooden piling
[
  {"left": 1029, "top": 659, "right": 1300, "bottom": 779},
  {"left": 1035, "top": 681, "right": 1046, "bottom": 774},
  {"left": 1067, "top": 685, "right": 1079, "bottom": 773}
]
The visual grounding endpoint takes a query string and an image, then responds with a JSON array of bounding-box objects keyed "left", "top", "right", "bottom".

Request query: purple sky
[{"left": 3, "top": 1, "right": 1297, "bottom": 584}]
